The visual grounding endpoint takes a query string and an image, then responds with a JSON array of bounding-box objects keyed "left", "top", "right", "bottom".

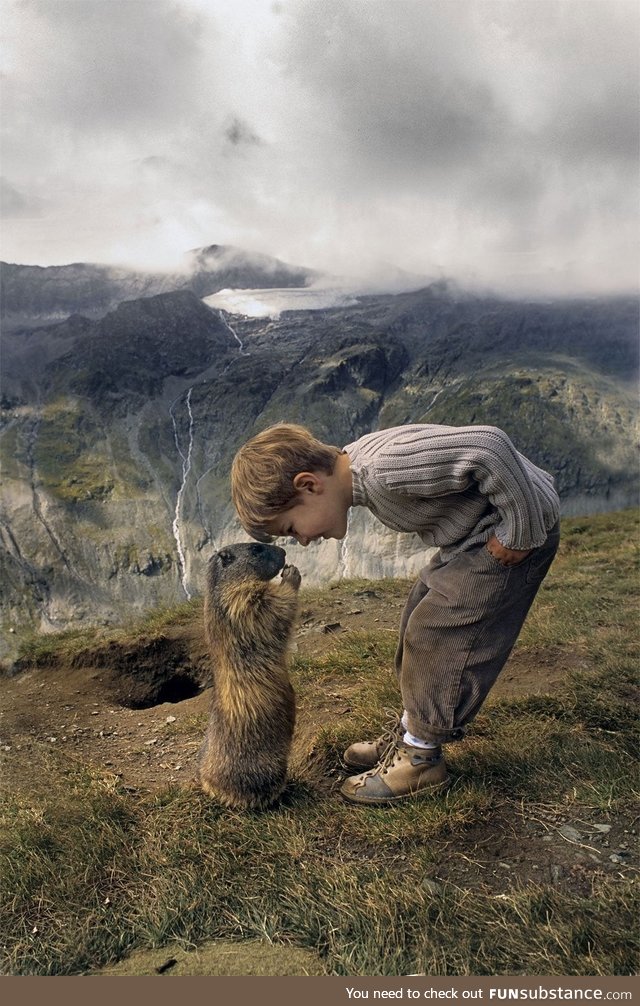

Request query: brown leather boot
[
  {"left": 340, "top": 740, "right": 449, "bottom": 805},
  {"left": 342, "top": 711, "right": 403, "bottom": 770}
]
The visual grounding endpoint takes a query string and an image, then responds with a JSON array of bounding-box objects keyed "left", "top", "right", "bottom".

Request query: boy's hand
[{"left": 486, "top": 535, "right": 533, "bottom": 567}]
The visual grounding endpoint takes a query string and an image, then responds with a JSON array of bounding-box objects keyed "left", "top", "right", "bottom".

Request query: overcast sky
[{"left": 1, "top": 0, "right": 638, "bottom": 296}]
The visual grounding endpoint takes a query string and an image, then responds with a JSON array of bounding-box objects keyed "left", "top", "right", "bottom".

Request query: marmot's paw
[{"left": 281, "top": 564, "right": 301, "bottom": 590}]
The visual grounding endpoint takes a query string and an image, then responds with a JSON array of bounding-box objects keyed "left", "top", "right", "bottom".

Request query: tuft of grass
[{"left": 10, "top": 598, "right": 203, "bottom": 673}]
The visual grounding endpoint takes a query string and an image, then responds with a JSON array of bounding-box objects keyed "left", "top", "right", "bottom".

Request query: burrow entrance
[{"left": 80, "top": 634, "right": 209, "bottom": 710}]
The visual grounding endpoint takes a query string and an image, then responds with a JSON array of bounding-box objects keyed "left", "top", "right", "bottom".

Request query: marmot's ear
[{"left": 216, "top": 548, "right": 235, "bottom": 568}]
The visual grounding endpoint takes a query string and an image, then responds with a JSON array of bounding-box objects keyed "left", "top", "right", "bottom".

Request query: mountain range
[
  {"left": 0, "top": 244, "right": 316, "bottom": 331},
  {"left": 1, "top": 245, "right": 638, "bottom": 660}
]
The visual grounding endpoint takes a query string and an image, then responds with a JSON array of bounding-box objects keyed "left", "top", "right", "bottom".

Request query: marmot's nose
[{"left": 250, "top": 543, "right": 272, "bottom": 558}]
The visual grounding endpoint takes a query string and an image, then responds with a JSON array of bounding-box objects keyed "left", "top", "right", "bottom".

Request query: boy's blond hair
[{"left": 231, "top": 423, "right": 342, "bottom": 538}]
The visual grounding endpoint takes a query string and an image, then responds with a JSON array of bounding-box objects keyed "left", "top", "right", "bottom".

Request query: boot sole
[{"left": 340, "top": 776, "right": 451, "bottom": 806}]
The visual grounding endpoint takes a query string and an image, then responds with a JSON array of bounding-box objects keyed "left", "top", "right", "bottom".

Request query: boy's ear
[{"left": 292, "top": 471, "right": 322, "bottom": 493}]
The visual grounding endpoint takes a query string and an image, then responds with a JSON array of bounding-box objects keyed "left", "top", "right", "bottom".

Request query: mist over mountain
[
  {"left": 0, "top": 244, "right": 317, "bottom": 331},
  {"left": 1, "top": 248, "right": 638, "bottom": 661}
]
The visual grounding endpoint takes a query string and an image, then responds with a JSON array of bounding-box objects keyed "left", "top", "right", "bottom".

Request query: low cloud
[
  {"left": 224, "top": 117, "right": 264, "bottom": 148},
  {"left": 0, "top": 177, "right": 45, "bottom": 219},
  {"left": 1, "top": 0, "right": 638, "bottom": 295}
]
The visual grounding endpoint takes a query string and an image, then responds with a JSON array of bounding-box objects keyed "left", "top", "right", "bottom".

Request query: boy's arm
[
  {"left": 376, "top": 425, "right": 558, "bottom": 551},
  {"left": 486, "top": 534, "right": 532, "bottom": 566}
]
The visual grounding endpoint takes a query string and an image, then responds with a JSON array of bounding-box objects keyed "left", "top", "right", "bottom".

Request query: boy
[{"left": 231, "top": 422, "right": 560, "bottom": 805}]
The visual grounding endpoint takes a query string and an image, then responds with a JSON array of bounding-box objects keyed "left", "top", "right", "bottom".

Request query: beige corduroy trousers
[{"left": 395, "top": 523, "right": 561, "bottom": 744}]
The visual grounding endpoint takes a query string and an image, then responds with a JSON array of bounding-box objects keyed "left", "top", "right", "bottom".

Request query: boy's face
[{"left": 264, "top": 469, "right": 349, "bottom": 547}]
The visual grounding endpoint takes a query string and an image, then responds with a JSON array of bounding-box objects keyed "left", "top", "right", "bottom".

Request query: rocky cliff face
[{"left": 1, "top": 266, "right": 638, "bottom": 659}]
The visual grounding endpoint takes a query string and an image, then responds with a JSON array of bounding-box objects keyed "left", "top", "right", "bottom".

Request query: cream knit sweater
[{"left": 344, "top": 424, "right": 560, "bottom": 560}]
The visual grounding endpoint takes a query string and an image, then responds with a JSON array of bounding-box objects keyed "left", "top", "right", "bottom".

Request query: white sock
[{"left": 401, "top": 711, "right": 440, "bottom": 750}]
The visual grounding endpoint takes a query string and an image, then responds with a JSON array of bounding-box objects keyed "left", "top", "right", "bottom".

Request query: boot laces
[
  {"left": 364, "top": 713, "right": 440, "bottom": 779},
  {"left": 360, "top": 710, "right": 404, "bottom": 778},
  {"left": 376, "top": 708, "right": 403, "bottom": 756}
]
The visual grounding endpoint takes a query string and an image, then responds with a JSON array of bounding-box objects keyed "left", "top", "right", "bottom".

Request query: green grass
[
  {"left": 30, "top": 398, "right": 151, "bottom": 503},
  {"left": 1, "top": 510, "right": 638, "bottom": 975},
  {"left": 11, "top": 597, "right": 202, "bottom": 671}
]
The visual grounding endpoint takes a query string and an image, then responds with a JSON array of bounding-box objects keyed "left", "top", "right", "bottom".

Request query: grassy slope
[{"left": 0, "top": 510, "right": 638, "bottom": 976}]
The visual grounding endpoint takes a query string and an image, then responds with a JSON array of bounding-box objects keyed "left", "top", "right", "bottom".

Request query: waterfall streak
[
  {"left": 425, "top": 387, "right": 445, "bottom": 412},
  {"left": 338, "top": 509, "right": 353, "bottom": 579},
  {"left": 181, "top": 310, "right": 249, "bottom": 551},
  {"left": 217, "top": 310, "right": 248, "bottom": 355},
  {"left": 170, "top": 388, "right": 194, "bottom": 599}
]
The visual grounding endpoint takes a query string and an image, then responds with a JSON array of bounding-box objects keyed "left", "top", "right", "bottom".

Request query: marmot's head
[{"left": 207, "top": 542, "right": 287, "bottom": 604}]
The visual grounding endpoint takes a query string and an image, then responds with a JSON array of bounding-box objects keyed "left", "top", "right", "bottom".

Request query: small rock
[
  {"left": 156, "top": 958, "right": 178, "bottom": 975},
  {"left": 321, "top": 622, "right": 342, "bottom": 634},
  {"left": 550, "top": 865, "right": 563, "bottom": 883},
  {"left": 91, "top": 711, "right": 99, "bottom": 716},
  {"left": 558, "top": 825, "right": 582, "bottom": 842},
  {"left": 145, "top": 738, "right": 158, "bottom": 746},
  {"left": 165, "top": 715, "right": 177, "bottom": 724},
  {"left": 609, "top": 854, "right": 623, "bottom": 864},
  {"left": 421, "top": 878, "right": 443, "bottom": 895},
  {"left": 590, "top": 823, "right": 612, "bottom": 834}
]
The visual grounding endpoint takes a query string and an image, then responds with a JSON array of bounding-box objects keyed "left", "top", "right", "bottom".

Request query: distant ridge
[{"left": 0, "top": 244, "right": 318, "bottom": 330}]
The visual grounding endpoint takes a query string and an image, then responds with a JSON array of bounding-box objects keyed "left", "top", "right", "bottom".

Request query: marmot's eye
[{"left": 217, "top": 550, "right": 234, "bottom": 568}]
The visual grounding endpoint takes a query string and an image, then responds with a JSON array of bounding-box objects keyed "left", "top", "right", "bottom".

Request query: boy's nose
[{"left": 297, "top": 536, "right": 310, "bottom": 547}]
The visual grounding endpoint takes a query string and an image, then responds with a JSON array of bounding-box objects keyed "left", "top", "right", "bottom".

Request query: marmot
[{"left": 197, "top": 542, "right": 301, "bottom": 809}]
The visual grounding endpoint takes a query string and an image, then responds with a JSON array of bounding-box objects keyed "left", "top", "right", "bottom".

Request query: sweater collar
[{"left": 345, "top": 449, "right": 368, "bottom": 506}]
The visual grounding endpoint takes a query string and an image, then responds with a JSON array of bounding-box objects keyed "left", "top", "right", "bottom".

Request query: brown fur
[{"left": 197, "top": 542, "right": 301, "bottom": 809}]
